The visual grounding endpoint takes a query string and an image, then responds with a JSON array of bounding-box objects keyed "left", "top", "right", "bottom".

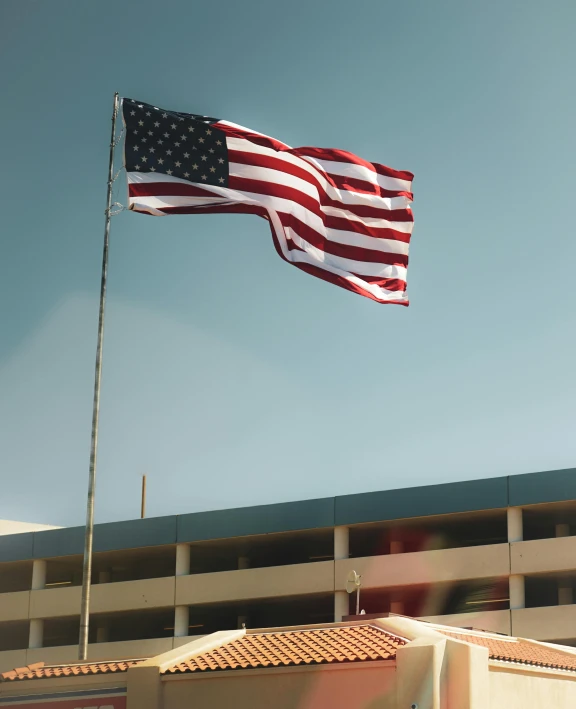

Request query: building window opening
[{"left": 0, "top": 621, "right": 29, "bottom": 651}]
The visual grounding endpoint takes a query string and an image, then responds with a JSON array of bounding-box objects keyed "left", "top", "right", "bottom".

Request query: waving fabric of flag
[{"left": 122, "top": 98, "right": 415, "bottom": 305}]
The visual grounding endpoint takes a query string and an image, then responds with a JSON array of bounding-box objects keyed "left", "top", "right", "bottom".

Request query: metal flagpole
[{"left": 78, "top": 92, "right": 120, "bottom": 661}]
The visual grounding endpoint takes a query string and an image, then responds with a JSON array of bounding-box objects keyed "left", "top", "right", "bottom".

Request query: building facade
[
  {"left": 3, "top": 616, "right": 576, "bottom": 709},
  {"left": 1, "top": 466, "right": 576, "bottom": 671}
]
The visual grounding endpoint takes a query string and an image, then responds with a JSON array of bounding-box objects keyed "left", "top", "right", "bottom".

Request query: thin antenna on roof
[
  {"left": 346, "top": 570, "right": 362, "bottom": 616},
  {"left": 141, "top": 475, "right": 147, "bottom": 519}
]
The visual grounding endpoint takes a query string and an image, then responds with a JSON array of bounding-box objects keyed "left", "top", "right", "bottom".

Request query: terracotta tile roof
[
  {"left": 0, "top": 659, "right": 143, "bottom": 682},
  {"left": 164, "top": 625, "right": 405, "bottom": 675},
  {"left": 440, "top": 630, "right": 576, "bottom": 672}
]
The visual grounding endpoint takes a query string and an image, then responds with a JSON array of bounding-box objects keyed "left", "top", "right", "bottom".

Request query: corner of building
[{"left": 127, "top": 629, "right": 246, "bottom": 709}]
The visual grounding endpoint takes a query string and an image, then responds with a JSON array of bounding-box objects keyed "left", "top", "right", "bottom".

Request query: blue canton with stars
[{"left": 122, "top": 98, "right": 229, "bottom": 187}]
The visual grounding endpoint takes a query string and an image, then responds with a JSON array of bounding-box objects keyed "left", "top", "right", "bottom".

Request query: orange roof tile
[
  {"left": 440, "top": 630, "right": 576, "bottom": 672},
  {"left": 164, "top": 625, "right": 405, "bottom": 675},
  {"left": 0, "top": 659, "right": 143, "bottom": 682}
]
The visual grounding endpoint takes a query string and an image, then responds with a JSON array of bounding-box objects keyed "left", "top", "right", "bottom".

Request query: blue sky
[{"left": 1, "top": 0, "right": 575, "bottom": 527}]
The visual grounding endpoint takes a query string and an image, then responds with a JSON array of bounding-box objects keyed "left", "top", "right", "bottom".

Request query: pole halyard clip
[{"left": 106, "top": 202, "right": 124, "bottom": 216}]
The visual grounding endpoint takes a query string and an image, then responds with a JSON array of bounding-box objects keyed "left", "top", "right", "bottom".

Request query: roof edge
[{"left": 137, "top": 630, "right": 246, "bottom": 673}]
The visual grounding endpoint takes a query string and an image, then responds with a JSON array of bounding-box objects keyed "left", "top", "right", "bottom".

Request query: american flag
[{"left": 122, "top": 98, "right": 414, "bottom": 305}]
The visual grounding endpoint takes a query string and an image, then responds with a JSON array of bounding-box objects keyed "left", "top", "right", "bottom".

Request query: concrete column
[
  {"left": 174, "top": 605, "right": 189, "bottom": 638},
  {"left": 334, "top": 526, "right": 349, "bottom": 561},
  {"left": 31, "top": 559, "right": 47, "bottom": 591},
  {"left": 334, "top": 591, "right": 349, "bottom": 622},
  {"left": 334, "top": 527, "right": 349, "bottom": 622},
  {"left": 28, "top": 619, "right": 44, "bottom": 649},
  {"left": 509, "top": 574, "right": 525, "bottom": 610},
  {"left": 556, "top": 523, "right": 570, "bottom": 538},
  {"left": 175, "top": 544, "right": 190, "bottom": 638},
  {"left": 507, "top": 507, "right": 523, "bottom": 543},
  {"left": 558, "top": 583, "right": 573, "bottom": 605},
  {"left": 389, "top": 526, "right": 404, "bottom": 554},
  {"left": 96, "top": 624, "right": 110, "bottom": 643},
  {"left": 175, "top": 543, "right": 190, "bottom": 576},
  {"left": 238, "top": 556, "right": 249, "bottom": 570}
]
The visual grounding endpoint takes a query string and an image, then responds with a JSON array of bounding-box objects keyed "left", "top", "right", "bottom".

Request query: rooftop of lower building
[{"left": 3, "top": 615, "right": 576, "bottom": 682}]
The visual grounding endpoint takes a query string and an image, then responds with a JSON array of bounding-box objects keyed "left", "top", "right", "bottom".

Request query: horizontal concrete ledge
[{"left": 335, "top": 544, "right": 510, "bottom": 590}]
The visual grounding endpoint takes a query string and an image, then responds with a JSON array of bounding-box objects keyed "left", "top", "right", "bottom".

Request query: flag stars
[{"left": 125, "top": 102, "right": 227, "bottom": 187}]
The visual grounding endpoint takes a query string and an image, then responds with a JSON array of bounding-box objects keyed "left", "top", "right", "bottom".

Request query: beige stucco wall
[
  {"left": 175, "top": 561, "right": 334, "bottom": 605},
  {"left": 511, "top": 536, "right": 576, "bottom": 575},
  {"left": 0, "top": 650, "right": 27, "bottom": 674},
  {"left": 0, "top": 591, "right": 30, "bottom": 622},
  {"left": 0, "top": 673, "right": 127, "bottom": 701},
  {"left": 511, "top": 604, "right": 576, "bottom": 641},
  {"left": 335, "top": 544, "right": 510, "bottom": 590},
  {"left": 29, "top": 577, "right": 176, "bottom": 619},
  {"left": 420, "top": 609, "right": 511, "bottom": 636},
  {"left": 489, "top": 665, "right": 576, "bottom": 708},
  {"left": 162, "top": 664, "right": 396, "bottom": 709}
]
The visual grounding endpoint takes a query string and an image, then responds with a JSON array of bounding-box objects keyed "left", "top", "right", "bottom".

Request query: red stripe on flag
[
  {"left": 292, "top": 261, "right": 409, "bottom": 304},
  {"left": 229, "top": 150, "right": 412, "bottom": 200},
  {"left": 277, "top": 212, "right": 409, "bottom": 267},
  {"left": 291, "top": 146, "right": 414, "bottom": 182}
]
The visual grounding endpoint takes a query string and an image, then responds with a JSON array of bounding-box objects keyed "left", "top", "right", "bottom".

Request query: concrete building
[
  {"left": 3, "top": 616, "right": 576, "bottom": 709},
  {"left": 1, "top": 466, "right": 576, "bottom": 672}
]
